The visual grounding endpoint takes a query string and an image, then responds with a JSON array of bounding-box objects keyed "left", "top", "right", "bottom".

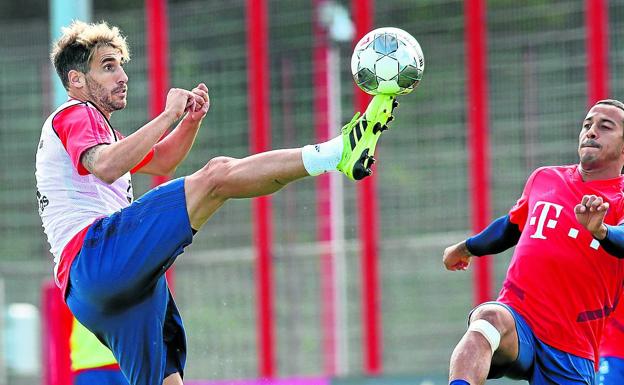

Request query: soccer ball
[{"left": 351, "top": 27, "right": 425, "bottom": 95}]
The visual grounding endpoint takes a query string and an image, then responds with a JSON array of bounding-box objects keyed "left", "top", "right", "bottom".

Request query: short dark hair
[
  {"left": 595, "top": 99, "right": 624, "bottom": 113},
  {"left": 52, "top": 43, "right": 91, "bottom": 89}
]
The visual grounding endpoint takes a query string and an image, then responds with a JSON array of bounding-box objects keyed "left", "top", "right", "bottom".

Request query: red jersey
[
  {"left": 600, "top": 294, "right": 624, "bottom": 359},
  {"left": 498, "top": 165, "right": 624, "bottom": 365}
]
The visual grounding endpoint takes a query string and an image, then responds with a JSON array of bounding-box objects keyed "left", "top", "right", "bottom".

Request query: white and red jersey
[
  {"left": 498, "top": 165, "right": 624, "bottom": 365},
  {"left": 36, "top": 99, "right": 153, "bottom": 294}
]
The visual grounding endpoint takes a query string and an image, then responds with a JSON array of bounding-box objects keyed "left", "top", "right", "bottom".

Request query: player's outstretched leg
[
  {"left": 337, "top": 94, "right": 398, "bottom": 180},
  {"left": 185, "top": 94, "right": 398, "bottom": 229}
]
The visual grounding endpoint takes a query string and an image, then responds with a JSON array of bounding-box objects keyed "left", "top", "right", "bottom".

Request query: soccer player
[
  {"left": 597, "top": 305, "right": 624, "bottom": 385},
  {"left": 70, "top": 318, "right": 128, "bottom": 385},
  {"left": 36, "top": 21, "right": 397, "bottom": 385},
  {"left": 442, "top": 99, "right": 624, "bottom": 385}
]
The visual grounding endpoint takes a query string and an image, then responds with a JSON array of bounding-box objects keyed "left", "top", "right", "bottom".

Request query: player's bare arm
[
  {"left": 80, "top": 144, "right": 106, "bottom": 175},
  {"left": 134, "top": 83, "right": 210, "bottom": 176},
  {"left": 81, "top": 88, "right": 203, "bottom": 183},
  {"left": 575, "top": 194, "right": 609, "bottom": 239}
]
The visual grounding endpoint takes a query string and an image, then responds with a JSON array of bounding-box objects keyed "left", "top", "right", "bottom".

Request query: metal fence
[{"left": 0, "top": 0, "right": 623, "bottom": 383}]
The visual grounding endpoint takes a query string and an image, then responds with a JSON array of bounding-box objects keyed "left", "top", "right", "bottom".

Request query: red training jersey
[
  {"left": 600, "top": 293, "right": 624, "bottom": 359},
  {"left": 498, "top": 165, "right": 624, "bottom": 365}
]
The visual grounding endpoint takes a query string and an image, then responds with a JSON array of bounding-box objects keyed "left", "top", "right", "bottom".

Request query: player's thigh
[
  {"left": 469, "top": 302, "right": 519, "bottom": 365},
  {"left": 68, "top": 277, "right": 185, "bottom": 385},
  {"left": 528, "top": 335, "right": 595, "bottom": 385}
]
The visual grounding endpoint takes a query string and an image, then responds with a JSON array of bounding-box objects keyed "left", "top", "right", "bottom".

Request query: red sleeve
[
  {"left": 52, "top": 104, "right": 113, "bottom": 175},
  {"left": 130, "top": 148, "right": 155, "bottom": 174},
  {"left": 508, "top": 168, "right": 543, "bottom": 231}
]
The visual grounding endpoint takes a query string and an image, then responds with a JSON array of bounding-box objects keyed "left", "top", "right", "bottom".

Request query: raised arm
[
  {"left": 134, "top": 83, "right": 210, "bottom": 176},
  {"left": 443, "top": 215, "right": 521, "bottom": 271},
  {"left": 81, "top": 88, "right": 203, "bottom": 183},
  {"left": 575, "top": 194, "right": 624, "bottom": 258}
]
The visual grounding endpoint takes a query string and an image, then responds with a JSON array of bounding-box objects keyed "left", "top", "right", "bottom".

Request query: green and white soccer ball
[{"left": 351, "top": 27, "right": 425, "bottom": 95}]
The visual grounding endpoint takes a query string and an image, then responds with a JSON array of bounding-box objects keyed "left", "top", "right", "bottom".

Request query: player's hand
[
  {"left": 184, "top": 83, "right": 210, "bottom": 122},
  {"left": 164, "top": 88, "right": 196, "bottom": 121},
  {"left": 575, "top": 194, "right": 609, "bottom": 239},
  {"left": 443, "top": 241, "right": 473, "bottom": 271}
]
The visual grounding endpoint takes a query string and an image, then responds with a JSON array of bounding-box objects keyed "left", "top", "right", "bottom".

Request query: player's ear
[{"left": 68, "top": 70, "right": 86, "bottom": 89}]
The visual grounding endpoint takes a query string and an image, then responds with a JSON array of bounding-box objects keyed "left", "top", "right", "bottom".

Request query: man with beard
[
  {"left": 442, "top": 99, "right": 624, "bottom": 385},
  {"left": 37, "top": 21, "right": 397, "bottom": 385}
]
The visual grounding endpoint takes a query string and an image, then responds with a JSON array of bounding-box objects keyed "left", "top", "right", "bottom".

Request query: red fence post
[
  {"left": 41, "top": 281, "right": 73, "bottom": 385},
  {"left": 351, "top": 0, "right": 382, "bottom": 375},
  {"left": 246, "top": 0, "right": 275, "bottom": 378},
  {"left": 464, "top": 0, "right": 493, "bottom": 305},
  {"left": 145, "top": 0, "right": 174, "bottom": 290},
  {"left": 585, "top": 0, "right": 609, "bottom": 104}
]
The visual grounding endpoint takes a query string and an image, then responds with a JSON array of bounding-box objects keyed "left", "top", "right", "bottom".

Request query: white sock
[{"left": 301, "top": 135, "right": 344, "bottom": 176}]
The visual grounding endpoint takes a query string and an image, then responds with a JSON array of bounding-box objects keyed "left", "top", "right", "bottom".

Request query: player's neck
[
  {"left": 578, "top": 163, "right": 622, "bottom": 181},
  {"left": 66, "top": 90, "right": 112, "bottom": 119}
]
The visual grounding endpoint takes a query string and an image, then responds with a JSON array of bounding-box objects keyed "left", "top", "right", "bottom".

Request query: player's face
[
  {"left": 578, "top": 104, "right": 624, "bottom": 169},
  {"left": 84, "top": 46, "right": 128, "bottom": 114}
]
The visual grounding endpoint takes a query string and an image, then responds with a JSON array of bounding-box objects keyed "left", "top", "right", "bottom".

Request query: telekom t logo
[{"left": 529, "top": 201, "right": 563, "bottom": 239}]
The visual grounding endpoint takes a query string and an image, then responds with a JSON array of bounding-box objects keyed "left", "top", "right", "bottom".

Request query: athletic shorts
[
  {"left": 470, "top": 301, "right": 595, "bottom": 385},
  {"left": 74, "top": 368, "right": 129, "bottom": 385},
  {"left": 597, "top": 356, "right": 624, "bottom": 385},
  {"left": 66, "top": 177, "right": 194, "bottom": 385}
]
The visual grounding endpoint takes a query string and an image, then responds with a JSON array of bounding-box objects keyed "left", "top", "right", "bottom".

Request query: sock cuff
[
  {"left": 301, "top": 144, "right": 325, "bottom": 176},
  {"left": 449, "top": 380, "right": 470, "bottom": 385}
]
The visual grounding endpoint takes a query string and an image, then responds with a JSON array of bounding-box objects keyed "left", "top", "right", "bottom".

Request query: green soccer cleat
[{"left": 337, "top": 94, "right": 398, "bottom": 180}]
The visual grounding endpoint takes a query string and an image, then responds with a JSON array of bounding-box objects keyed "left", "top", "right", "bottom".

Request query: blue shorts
[
  {"left": 74, "top": 368, "right": 129, "bottom": 385},
  {"left": 471, "top": 302, "right": 595, "bottom": 385},
  {"left": 597, "top": 356, "right": 624, "bottom": 385},
  {"left": 66, "top": 178, "right": 194, "bottom": 385}
]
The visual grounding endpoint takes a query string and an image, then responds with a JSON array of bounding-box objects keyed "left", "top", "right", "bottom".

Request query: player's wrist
[
  {"left": 592, "top": 224, "right": 608, "bottom": 240},
  {"left": 461, "top": 241, "right": 474, "bottom": 257},
  {"left": 161, "top": 108, "right": 181, "bottom": 123}
]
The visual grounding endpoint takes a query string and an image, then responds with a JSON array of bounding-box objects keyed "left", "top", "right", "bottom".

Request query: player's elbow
[
  {"left": 160, "top": 164, "right": 178, "bottom": 176},
  {"left": 94, "top": 172, "right": 120, "bottom": 185},
  {"left": 91, "top": 162, "right": 125, "bottom": 184},
  {"left": 149, "top": 160, "right": 178, "bottom": 177}
]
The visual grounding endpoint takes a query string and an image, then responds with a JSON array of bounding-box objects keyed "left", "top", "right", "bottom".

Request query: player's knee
[
  {"left": 467, "top": 305, "right": 512, "bottom": 354},
  {"left": 469, "top": 305, "right": 512, "bottom": 334},
  {"left": 196, "top": 156, "right": 237, "bottom": 200}
]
